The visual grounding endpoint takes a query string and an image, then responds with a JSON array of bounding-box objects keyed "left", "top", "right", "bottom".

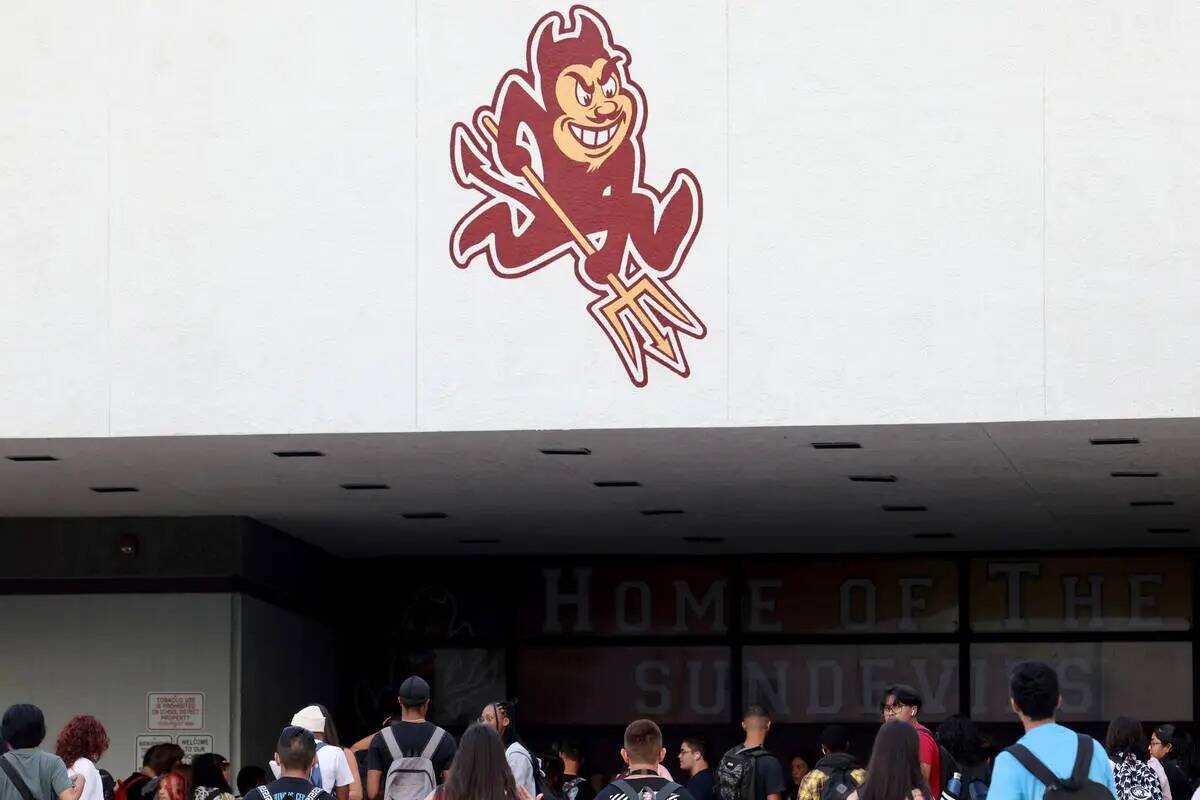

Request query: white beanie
[{"left": 291, "top": 705, "right": 326, "bottom": 734}]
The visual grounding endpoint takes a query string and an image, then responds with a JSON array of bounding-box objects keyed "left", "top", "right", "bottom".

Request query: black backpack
[
  {"left": 1004, "top": 733, "right": 1115, "bottom": 799},
  {"left": 612, "top": 781, "right": 684, "bottom": 800},
  {"left": 717, "top": 746, "right": 767, "bottom": 800},
  {"left": 818, "top": 766, "right": 859, "bottom": 800}
]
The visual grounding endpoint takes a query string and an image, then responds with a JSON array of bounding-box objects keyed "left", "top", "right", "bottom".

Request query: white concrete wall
[
  {"left": 3, "top": 1, "right": 1198, "bottom": 436},
  {"left": 0, "top": 593, "right": 335, "bottom": 775},
  {"left": 0, "top": 594, "right": 234, "bottom": 775}
]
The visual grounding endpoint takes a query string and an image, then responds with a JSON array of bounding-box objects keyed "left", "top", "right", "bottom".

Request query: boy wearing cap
[
  {"left": 258, "top": 728, "right": 335, "bottom": 800},
  {"left": 270, "top": 707, "right": 354, "bottom": 800},
  {"left": 366, "top": 677, "right": 456, "bottom": 800}
]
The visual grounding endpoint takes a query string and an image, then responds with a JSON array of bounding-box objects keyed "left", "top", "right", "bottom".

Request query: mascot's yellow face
[{"left": 552, "top": 58, "right": 633, "bottom": 171}]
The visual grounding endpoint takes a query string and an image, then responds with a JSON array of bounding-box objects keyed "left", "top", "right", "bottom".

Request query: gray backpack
[{"left": 381, "top": 726, "right": 447, "bottom": 800}]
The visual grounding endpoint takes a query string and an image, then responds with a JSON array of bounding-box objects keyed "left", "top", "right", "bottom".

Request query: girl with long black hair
[
  {"left": 440, "top": 724, "right": 522, "bottom": 800},
  {"left": 190, "top": 754, "right": 234, "bottom": 800},
  {"left": 849, "top": 721, "right": 931, "bottom": 800},
  {"left": 480, "top": 702, "right": 537, "bottom": 800}
]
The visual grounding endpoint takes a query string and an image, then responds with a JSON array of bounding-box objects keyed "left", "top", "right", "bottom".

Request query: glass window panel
[
  {"left": 970, "top": 642, "right": 1193, "bottom": 722},
  {"left": 971, "top": 557, "right": 1191, "bottom": 632},
  {"left": 743, "top": 644, "right": 959, "bottom": 722},
  {"left": 517, "top": 647, "right": 730, "bottom": 724},
  {"left": 348, "top": 648, "right": 506, "bottom": 729},
  {"left": 743, "top": 559, "right": 959, "bottom": 634},
  {"left": 521, "top": 565, "right": 731, "bottom": 637}
]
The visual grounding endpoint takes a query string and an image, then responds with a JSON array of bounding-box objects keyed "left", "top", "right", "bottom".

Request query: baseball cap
[
  {"left": 291, "top": 705, "right": 326, "bottom": 733},
  {"left": 397, "top": 675, "right": 431, "bottom": 705}
]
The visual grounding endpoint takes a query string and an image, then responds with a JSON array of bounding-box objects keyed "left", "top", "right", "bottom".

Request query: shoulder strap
[
  {"left": 1067, "top": 735, "right": 1093, "bottom": 789},
  {"left": 380, "top": 727, "right": 403, "bottom": 762},
  {"left": 0, "top": 756, "right": 38, "bottom": 800},
  {"left": 257, "top": 787, "right": 273, "bottom": 800},
  {"left": 199, "top": 789, "right": 223, "bottom": 800},
  {"left": 305, "top": 789, "right": 323, "bottom": 800},
  {"left": 1004, "top": 745, "right": 1063, "bottom": 790},
  {"left": 421, "top": 728, "right": 447, "bottom": 762},
  {"left": 612, "top": 781, "right": 638, "bottom": 800},
  {"left": 658, "top": 783, "right": 683, "bottom": 798}
]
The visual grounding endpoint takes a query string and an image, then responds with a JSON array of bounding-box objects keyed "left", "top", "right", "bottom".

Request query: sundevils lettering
[{"left": 450, "top": 6, "right": 706, "bottom": 387}]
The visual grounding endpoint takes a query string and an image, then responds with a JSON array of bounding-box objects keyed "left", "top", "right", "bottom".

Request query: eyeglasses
[{"left": 881, "top": 703, "right": 908, "bottom": 715}]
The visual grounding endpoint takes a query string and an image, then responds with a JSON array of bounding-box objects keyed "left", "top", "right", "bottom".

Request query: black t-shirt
[
  {"left": 366, "top": 722, "right": 457, "bottom": 780},
  {"left": 254, "top": 777, "right": 335, "bottom": 800},
  {"left": 564, "top": 775, "right": 597, "bottom": 800},
  {"left": 750, "top": 754, "right": 785, "bottom": 800},
  {"left": 597, "top": 776, "right": 695, "bottom": 800},
  {"left": 686, "top": 770, "right": 716, "bottom": 800}
]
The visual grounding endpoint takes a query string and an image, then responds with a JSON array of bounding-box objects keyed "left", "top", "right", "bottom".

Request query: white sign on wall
[
  {"left": 135, "top": 735, "right": 174, "bottom": 770},
  {"left": 148, "top": 692, "right": 205, "bottom": 731},
  {"left": 177, "top": 734, "right": 215, "bottom": 763}
]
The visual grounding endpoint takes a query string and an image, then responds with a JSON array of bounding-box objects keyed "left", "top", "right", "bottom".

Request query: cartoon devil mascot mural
[{"left": 450, "top": 6, "right": 705, "bottom": 387}]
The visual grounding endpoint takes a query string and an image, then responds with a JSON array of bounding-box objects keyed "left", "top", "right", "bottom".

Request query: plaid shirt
[{"left": 797, "top": 767, "right": 867, "bottom": 800}]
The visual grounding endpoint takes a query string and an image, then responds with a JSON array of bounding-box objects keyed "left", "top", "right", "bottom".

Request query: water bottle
[{"left": 942, "top": 771, "right": 963, "bottom": 800}]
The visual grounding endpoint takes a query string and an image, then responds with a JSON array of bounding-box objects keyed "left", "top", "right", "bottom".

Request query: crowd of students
[{"left": 3, "top": 662, "right": 1198, "bottom": 800}]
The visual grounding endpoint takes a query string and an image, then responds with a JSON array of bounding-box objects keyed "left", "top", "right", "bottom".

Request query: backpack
[
  {"left": 1112, "top": 756, "right": 1163, "bottom": 800},
  {"left": 511, "top": 745, "right": 551, "bottom": 800},
  {"left": 717, "top": 746, "right": 767, "bottom": 800},
  {"left": 311, "top": 741, "right": 327, "bottom": 790},
  {"left": 1004, "top": 734, "right": 1116, "bottom": 799},
  {"left": 116, "top": 775, "right": 151, "bottom": 800},
  {"left": 380, "top": 725, "right": 447, "bottom": 800},
  {"left": 612, "top": 780, "right": 684, "bottom": 800},
  {"left": 940, "top": 752, "right": 988, "bottom": 800},
  {"left": 818, "top": 766, "right": 859, "bottom": 800},
  {"left": 963, "top": 765, "right": 989, "bottom": 800}
]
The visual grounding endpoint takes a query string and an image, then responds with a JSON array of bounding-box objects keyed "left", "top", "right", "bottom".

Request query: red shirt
[{"left": 914, "top": 722, "right": 940, "bottom": 798}]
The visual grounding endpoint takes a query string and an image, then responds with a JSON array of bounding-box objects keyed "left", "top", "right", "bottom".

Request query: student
[
  {"left": 1107, "top": 717, "right": 1163, "bottom": 800},
  {"left": 0, "top": 704, "right": 85, "bottom": 800},
  {"left": 313, "top": 706, "right": 362, "bottom": 800},
  {"left": 787, "top": 759, "right": 809, "bottom": 800},
  {"left": 797, "top": 726, "right": 866, "bottom": 800},
  {"left": 594, "top": 721, "right": 696, "bottom": 800},
  {"left": 934, "top": 716, "right": 991, "bottom": 798},
  {"left": 848, "top": 722, "right": 929, "bottom": 800},
  {"left": 55, "top": 716, "right": 110, "bottom": 800},
  {"left": 120, "top": 746, "right": 161, "bottom": 800},
  {"left": 678, "top": 737, "right": 715, "bottom": 800},
  {"left": 144, "top": 745, "right": 187, "bottom": 800},
  {"left": 236, "top": 767, "right": 269, "bottom": 800},
  {"left": 879, "top": 686, "right": 940, "bottom": 799},
  {"left": 988, "top": 661, "right": 1116, "bottom": 799},
  {"left": 717, "top": 707, "right": 786, "bottom": 800},
  {"left": 271, "top": 707, "right": 354, "bottom": 800},
  {"left": 366, "top": 677, "right": 456, "bottom": 800},
  {"left": 1150, "top": 726, "right": 1194, "bottom": 800},
  {"left": 558, "top": 741, "right": 596, "bottom": 800},
  {"left": 191, "top": 755, "right": 235, "bottom": 800},
  {"left": 479, "top": 702, "right": 536, "bottom": 800},
  {"left": 439, "top": 725, "right": 522, "bottom": 800},
  {"left": 256, "top": 728, "right": 334, "bottom": 800}
]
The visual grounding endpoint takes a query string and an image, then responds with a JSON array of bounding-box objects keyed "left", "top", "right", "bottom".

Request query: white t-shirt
[
  {"left": 506, "top": 742, "right": 536, "bottom": 799},
  {"left": 270, "top": 744, "right": 354, "bottom": 793},
  {"left": 68, "top": 758, "right": 103, "bottom": 800}
]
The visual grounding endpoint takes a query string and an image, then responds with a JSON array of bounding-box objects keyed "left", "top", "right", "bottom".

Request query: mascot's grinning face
[{"left": 551, "top": 57, "right": 633, "bottom": 172}]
